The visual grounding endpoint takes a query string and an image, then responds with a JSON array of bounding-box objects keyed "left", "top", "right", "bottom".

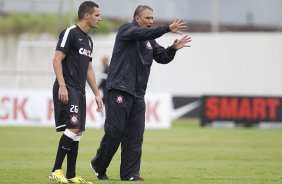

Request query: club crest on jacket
[{"left": 116, "top": 95, "right": 124, "bottom": 103}]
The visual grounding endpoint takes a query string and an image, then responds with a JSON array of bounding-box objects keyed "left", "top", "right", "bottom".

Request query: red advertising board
[{"left": 201, "top": 95, "right": 282, "bottom": 128}]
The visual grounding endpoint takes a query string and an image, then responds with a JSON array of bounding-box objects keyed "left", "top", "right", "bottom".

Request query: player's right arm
[{"left": 53, "top": 50, "right": 68, "bottom": 104}]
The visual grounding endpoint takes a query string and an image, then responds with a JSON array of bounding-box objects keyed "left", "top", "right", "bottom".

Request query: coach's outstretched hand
[
  {"left": 169, "top": 19, "right": 187, "bottom": 34},
  {"left": 172, "top": 35, "right": 192, "bottom": 50}
]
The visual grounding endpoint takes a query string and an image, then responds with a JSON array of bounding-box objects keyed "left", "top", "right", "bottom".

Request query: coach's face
[
  {"left": 87, "top": 7, "right": 101, "bottom": 28},
  {"left": 136, "top": 9, "right": 153, "bottom": 28}
]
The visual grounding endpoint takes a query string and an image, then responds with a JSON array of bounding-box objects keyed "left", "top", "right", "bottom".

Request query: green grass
[{"left": 1, "top": 119, "right": 282, "bottom": 184}]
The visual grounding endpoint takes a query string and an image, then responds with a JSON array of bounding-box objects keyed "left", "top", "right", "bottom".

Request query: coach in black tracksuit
[{"left": 91, "top": 5, "right": 191, "bottom": 181}]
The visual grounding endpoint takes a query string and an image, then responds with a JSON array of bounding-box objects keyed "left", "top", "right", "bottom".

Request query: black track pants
[{"left": 92, "top": 89, "right": 145, "bottom": 180}]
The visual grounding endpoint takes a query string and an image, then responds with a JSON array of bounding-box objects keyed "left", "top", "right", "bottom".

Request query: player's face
[
  {"left": 88, "top": 7, "right": 101, "bottom": 28},
  {"left": 136, "top": 9, "right": 153, "bottom": 28}
]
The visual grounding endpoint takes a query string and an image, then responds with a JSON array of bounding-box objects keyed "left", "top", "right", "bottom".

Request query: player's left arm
[{"left": 86, "top": 63, "right": 103, "bottom": 112}]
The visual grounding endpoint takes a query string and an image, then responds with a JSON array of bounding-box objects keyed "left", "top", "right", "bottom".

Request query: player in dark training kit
[
  {"left": 90, "top": 5, "right": 191, "bottom": 182},
  {"left": 49, "top": 1, "right": 103, "bottom": 184}
]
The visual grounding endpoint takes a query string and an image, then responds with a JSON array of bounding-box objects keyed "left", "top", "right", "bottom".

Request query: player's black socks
[
  {"left": 66, "top": 139, "right": 80, "bottom": 179},
  {"left": 52, "top": 134, "right": 73, "bottom": 172}
]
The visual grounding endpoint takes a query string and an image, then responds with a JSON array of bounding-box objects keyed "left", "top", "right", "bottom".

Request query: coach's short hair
[
  {"left": 78, "top": 1, "right": 99, "bottom": 20},
  {"left": 133, "top": 5, "right": 153, "bottom": 18}
]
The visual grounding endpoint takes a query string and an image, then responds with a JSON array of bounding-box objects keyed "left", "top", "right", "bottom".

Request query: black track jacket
[{"left": 106, "top": 21, "right": 177, "bottom": 97}]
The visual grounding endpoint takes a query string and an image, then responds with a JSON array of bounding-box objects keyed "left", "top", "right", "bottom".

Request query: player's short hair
[
  {"left": 133, "top": 5, "right": 153, "bottom": 18},
  {"left": 78, "top": 1, "right": 99, "bottom": 20}
]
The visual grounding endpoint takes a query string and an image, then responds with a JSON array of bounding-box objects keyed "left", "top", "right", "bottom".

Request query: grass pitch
[{"left": 0, "top": 119, "right": 282, "bottom": 184}]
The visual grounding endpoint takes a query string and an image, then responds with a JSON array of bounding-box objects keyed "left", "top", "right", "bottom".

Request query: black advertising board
[
  {"left": 172, "top": 96, "right": 200, "bottom": 118},
  {"left": 201, "top": 95, "right": 282, "bottom": 127}
]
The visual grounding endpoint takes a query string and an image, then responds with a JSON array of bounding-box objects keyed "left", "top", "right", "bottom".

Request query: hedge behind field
[{"left": 0, "top": 13, "right": 122, "bottom": 35}]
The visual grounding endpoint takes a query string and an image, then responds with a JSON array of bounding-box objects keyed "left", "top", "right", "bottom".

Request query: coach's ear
[{"left": 135, "top": 16, "right": 141, "bottom": 24}]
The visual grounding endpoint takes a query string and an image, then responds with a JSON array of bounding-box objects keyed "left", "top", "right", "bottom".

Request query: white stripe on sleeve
[{"left": 60, "top": 25, "right": 76, "bottom": 48}]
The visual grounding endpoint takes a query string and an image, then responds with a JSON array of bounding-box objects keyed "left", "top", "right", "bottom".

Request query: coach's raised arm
[{"left": 168, "top": 19, "right": 191, "bottom": 50}]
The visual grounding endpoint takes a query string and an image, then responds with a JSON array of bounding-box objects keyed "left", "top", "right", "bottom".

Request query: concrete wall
[
  {"left": 151, "top": 32, "right": 282, "bottom": 96},
  {"left": 1, "top": 32, "right": 281, "bottom": 96}
]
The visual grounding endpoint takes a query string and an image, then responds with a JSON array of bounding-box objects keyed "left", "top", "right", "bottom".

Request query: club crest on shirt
[
  {"left": 146, "top": 41, "right": 152, "bottom": 50},
  {"left": 116, "top": 95, "right": 124, "bottom": 103}
]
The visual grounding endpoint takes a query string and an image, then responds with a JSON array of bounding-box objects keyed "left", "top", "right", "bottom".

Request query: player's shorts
[{"left": 53, "top": 82, "right": 86, "bottom": 132}]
